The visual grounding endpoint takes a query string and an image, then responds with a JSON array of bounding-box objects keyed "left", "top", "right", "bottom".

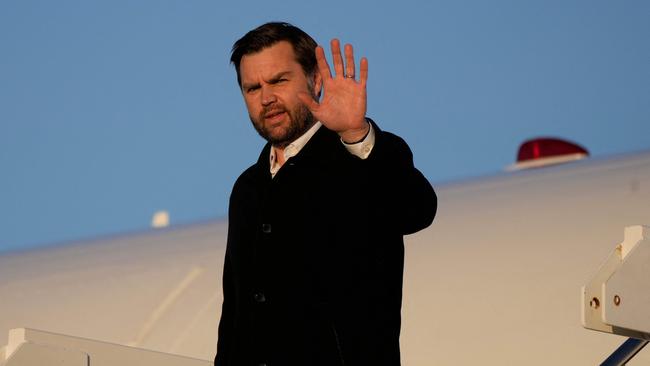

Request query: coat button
[
  {"left": 262, "top": 223, "right": 272, "bottom": 233},
  {"left": 253, "top": 292, "right": 266, "bottom": 303}
]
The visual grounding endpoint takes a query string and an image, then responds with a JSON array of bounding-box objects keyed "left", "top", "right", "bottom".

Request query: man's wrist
[{"left": 339, "top": 120, "right": 370, "bottom": 144}]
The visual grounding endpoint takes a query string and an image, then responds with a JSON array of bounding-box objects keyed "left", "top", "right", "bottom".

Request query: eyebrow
[{"left": 242, "top": 71, "right": 293, "bottom": 90}]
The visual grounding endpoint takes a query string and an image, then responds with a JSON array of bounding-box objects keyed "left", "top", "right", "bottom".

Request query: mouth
[{"left": 264, "top": 110, "right": 287, "bottom": 125}]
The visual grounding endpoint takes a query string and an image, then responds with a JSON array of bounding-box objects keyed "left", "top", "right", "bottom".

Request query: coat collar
[{"left": 253, "top": 125, "right": 343, "bottom": 180}]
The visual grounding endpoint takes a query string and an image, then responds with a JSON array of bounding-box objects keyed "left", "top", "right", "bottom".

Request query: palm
[
  {"left": 299, "top": 39, "right": 369, "bottom": 142},
  {"left": 317, "top": 72, "right": 366, "bottom": 132}
]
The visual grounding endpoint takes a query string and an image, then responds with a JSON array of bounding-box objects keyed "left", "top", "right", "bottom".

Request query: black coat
[{"left": 215, "top": 121, "right": 436, "bottom": 366}]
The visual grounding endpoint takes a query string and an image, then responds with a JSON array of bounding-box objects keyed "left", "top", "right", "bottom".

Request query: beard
[{"left": 250, "top": 99, "right": 316, "bottom": 148}]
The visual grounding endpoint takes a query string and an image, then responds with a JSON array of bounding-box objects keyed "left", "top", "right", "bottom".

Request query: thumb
[{"left": 297, "top": 92, "right": 320, "bottom": 114}]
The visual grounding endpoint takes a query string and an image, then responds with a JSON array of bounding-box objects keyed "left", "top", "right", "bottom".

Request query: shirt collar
[{"left": 270, "top": 121, "right": 322, "bottom": 176}]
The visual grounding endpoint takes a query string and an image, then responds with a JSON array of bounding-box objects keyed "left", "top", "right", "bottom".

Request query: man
[{"left": 216, "top": 22, "right": 436, "bottom": 366}]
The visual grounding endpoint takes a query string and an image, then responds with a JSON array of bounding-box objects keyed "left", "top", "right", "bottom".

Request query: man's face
[{"left": 239, "top": 41, "right": 321, "bottom": 148}]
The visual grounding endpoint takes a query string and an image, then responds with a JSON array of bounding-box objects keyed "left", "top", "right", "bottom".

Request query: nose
[{"left": 261, "top": 85, "right": 276, "bottom": 106}]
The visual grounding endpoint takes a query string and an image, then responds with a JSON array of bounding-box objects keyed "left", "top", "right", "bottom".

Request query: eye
[
  {"left": 271, "top": 78, "right": 287, "bottom": 85},
  {"left": 246, "top": 86, "right": 259, "bottom": 94}
]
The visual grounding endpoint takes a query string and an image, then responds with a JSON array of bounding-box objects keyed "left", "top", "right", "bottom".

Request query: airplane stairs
[{"left": 0, "top": 328, "right": 211, "bottom": 366}]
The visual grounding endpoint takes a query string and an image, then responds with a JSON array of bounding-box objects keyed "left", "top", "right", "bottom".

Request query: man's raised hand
[{"left": 298, "top": 39, "right": 369, "bottom": 143}]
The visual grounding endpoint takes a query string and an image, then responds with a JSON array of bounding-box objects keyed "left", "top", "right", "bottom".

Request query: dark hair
[{"left": 230, "top": 22, "right": 318, "bottom": 87}]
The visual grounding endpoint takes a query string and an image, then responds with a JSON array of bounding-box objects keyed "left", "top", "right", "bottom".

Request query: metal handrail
[{"left": 600, "top": 338, "right": 649, "bottom": 366}]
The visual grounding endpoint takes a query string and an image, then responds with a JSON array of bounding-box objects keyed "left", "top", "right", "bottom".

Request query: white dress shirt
[{"left": 270, "top": 121, "right": 375, "bottom": 177}]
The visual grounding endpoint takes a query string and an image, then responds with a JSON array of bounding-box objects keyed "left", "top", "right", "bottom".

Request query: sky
[{"left": 1, "top": 0, "right": 649, "bottom": 253}]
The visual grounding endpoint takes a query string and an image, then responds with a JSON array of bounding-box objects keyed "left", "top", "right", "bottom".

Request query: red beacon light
[{"left": 508, "top": 137, "right": 589, "bottom": 170}]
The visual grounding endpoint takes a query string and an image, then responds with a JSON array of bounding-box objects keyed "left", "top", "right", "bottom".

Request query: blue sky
[{"left": 1, "top": 0, "right": 649, "bottom": 252}]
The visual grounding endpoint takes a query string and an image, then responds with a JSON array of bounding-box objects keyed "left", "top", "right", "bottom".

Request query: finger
[
  {"left": 359, "top": 57, "right": 368, "bottom": 85},
  {"left": 330, "top": 39, "right": 344, "bottom": 77},
  {"left": 344, "top": 43, "right": 355, "bottom": 79},
  {"left": 315, "top": 46, "right": 332, "bottom": 80},
  {"left": 297, "top": 92, "right": 320, "bottom": 113}
]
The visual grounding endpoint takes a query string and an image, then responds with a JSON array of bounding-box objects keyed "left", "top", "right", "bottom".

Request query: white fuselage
[{"left": 1, "top": 150, "right": 649, "bottom": 365}]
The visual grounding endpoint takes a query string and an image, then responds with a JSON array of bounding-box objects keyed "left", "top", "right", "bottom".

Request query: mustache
[{"left": 260, "top": 104, "right": 287, "bottom": 119}]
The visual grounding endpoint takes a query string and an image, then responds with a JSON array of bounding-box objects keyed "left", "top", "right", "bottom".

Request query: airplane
[{"left": 1, "top": 137, "right": 649, "bottom": 365}]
